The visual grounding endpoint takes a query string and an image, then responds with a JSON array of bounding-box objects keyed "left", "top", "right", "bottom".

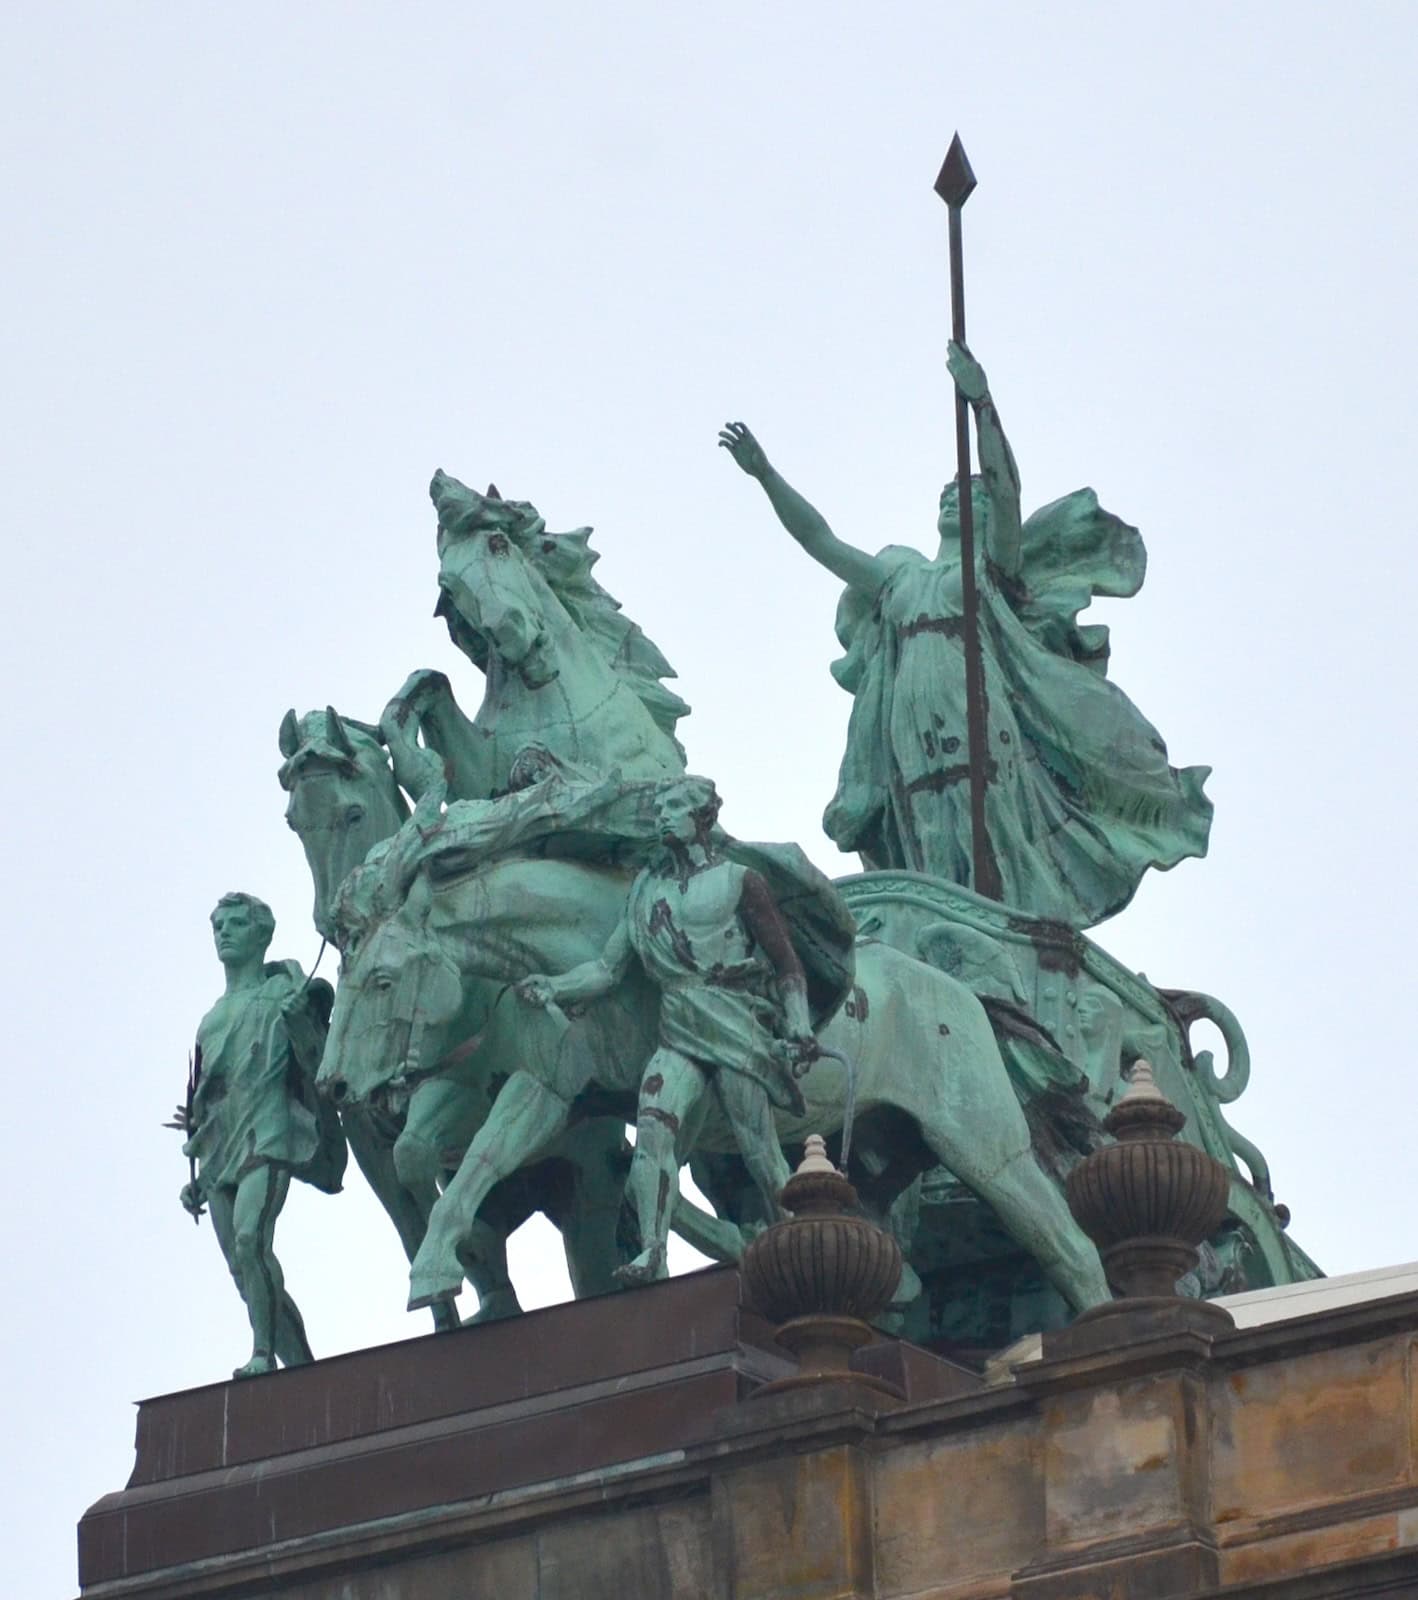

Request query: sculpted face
[
  {"left": 285, "top": 762, "right": 396, "bottom": 942},
  {"left": 936, "top": 477, "right": 992, "bottom": 554},
  {"left": 211, "top": 899, "right": 271, "bottom": 968},
  {"left": 320, "top": 916, "right": 465, "bottom": 1104},
  {"left": 442, "top": 531, "right": 549, "bottom": 675},
  {"left": 655, "top": 780, "right": 717, "bottom": 845},
  {"left": 430, "top": 471, "right": 552, "bottom": 678},
  {"left": 279, "top": 710, "right": 407, "bottom": 945}
]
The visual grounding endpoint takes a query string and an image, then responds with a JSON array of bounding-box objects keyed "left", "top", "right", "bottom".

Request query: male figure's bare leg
[
  {"left": 617, "top": 1048, "right": 709, "bottom": 1286},
  {"left": 713, "top": 1069, "right": 791, "bottom": 1224},
  {"left": 230, "top": 1165, "right": 311, "bottom": 1376},
  {"left": 205, "top": 1186, "right": 252, "bottom": 1372}
]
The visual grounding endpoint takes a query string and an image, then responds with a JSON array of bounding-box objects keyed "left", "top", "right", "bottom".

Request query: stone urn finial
[
  {"left": 1064, "top": 1061, "right": 1234, "bottom": 1330},
  {"left": 741, "top": 1136, "right": 903, "bottom": 1396}
]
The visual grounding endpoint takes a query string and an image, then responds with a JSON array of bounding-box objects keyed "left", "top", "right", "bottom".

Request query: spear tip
[{"left": 934, "top": 132, "right": 977, "bottom": 208}]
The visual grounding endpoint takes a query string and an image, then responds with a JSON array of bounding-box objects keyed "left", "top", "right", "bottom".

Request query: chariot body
[{"left": 837, "top": 871, "right": 1317, "bottom": 1345}]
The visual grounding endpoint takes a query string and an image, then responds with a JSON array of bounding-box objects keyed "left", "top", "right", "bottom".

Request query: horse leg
[
  {"left": 396, "top": 1079, "right": 522, "bottom": 1324},
  {"left": 915, "top": 1100, "right": 1110, "bottom": 1313},
  {"left": 617, "top": 1048, "right": 710, "bottom": 1286},
  {"left": 408, "top": 1069, "right": 573, "bottom": 1311},
  {"left": 670, "top": 1191, "right": 750, "bottom": 1262},
  {"left": 546, "top": 1118, "right": 630, "bottom": 1300},
  {"left": 886, "top": 1177, "right": 925, "bottom": 1310},
  {"left": 851, "top": 947, "right": 1110, "bottom": 1315},
  {"left": 342, "top": 1103, "right": 459, "bottom": 1332}
]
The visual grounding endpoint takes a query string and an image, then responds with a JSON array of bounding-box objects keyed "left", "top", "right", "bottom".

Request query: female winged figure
[{"left": 720, "top": 343, "right": 1212, "bottom": 929}]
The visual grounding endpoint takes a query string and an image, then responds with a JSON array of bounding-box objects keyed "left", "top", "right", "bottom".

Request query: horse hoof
[
  {"left": 890, "top": 1260, "right": 924, "bottom": 1309},
  {"left": 468, "top": 1291, "right": 522, "bottom": 1324},
  {"left": 408, "top": 1283, "right": 461, "bottom": 1314}
]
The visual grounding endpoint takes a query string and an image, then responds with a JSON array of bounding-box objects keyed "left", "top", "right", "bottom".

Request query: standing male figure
[
  {"left": 179, "top": 893, "right": 345, "bottom": 1377},
  {"left": 518, "top": 777, "right": 820, "bottom": 1284}
]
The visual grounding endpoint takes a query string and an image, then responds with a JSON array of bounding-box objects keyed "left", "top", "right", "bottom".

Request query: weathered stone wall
[{"left": 76, "top": 1269, "right": 1418, "bottom": 1599}]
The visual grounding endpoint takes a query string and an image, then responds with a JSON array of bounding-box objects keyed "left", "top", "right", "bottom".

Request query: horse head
[
  {"left": 278, "top": 706, "right": 408, "bottom": 943},
  {"left": 430, "top": 470, "right": 557, "bottom": 684},
  {"left": 318, "top": 878, "right": 466, "bottom": 1107}
]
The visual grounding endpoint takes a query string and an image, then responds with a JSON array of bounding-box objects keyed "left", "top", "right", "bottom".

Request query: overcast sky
[{"left": 5, "top": 5, "right": 1417, "bottom": 1594}]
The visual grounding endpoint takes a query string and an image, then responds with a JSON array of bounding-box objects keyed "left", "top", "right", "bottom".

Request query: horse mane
[{"left": 452, "top": 488, "right": 690, "bottom": 752}]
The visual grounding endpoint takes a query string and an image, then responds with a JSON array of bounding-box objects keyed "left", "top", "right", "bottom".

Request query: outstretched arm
[
  {"left": 719, "top": 423, "right": 889, "bottom": 596},
  {"left": 947, "top": 343, "right": 1023, "bottom": 578},
  {"left": 518, "top": 916, "right": 633, "bottom": 1008}
]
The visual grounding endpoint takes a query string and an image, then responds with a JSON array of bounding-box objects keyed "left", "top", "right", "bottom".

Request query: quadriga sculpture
[
  {"left": 278, "top": 708, "right": 636, "bottom": 1321},
  {"left": 316, "top": 774, "right": 1112, "bottom": 1320}
]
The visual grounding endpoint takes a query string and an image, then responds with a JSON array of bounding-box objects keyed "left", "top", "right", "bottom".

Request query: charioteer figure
[{"left": 720, "top": 342, "right": 1213, "bottom": 929}]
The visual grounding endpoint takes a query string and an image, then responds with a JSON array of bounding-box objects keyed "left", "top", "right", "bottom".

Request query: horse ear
[
  {"left": 485, "top": 482, "right": 501, "bottom": 499},
  {"left": 279, "top": 708, "right": 300, "bottom": 758},
  {"left": 325, "top": 706, "right": 356, "bottom": 760},
  {"left": 345, "top": 716, "right": 386, "bottom": 745}
]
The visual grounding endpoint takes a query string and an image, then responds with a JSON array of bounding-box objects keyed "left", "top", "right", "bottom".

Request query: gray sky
[{"left": 4, "top": 5, "right": 1416, "bottom": 1593}]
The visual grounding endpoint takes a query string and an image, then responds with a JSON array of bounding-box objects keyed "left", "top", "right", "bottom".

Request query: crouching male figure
[{"left": 518, "top": 777, "right": 818, "bottom": 1284}]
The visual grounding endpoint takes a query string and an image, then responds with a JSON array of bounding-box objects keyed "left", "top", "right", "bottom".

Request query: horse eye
[{"left": 346, "top": 806, "right": 366, "bottom": 825}]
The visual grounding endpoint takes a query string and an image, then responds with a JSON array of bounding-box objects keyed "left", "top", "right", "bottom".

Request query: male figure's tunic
[
  {"left": 627, "top": 860, "right": 802, "bottom": 1113},
  {"left": 185, "top": 961, "right": 331, "bottom": 1192}
]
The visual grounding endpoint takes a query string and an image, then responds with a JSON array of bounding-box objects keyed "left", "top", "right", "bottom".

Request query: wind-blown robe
[{"left": 825, "top": 489, "right": 1212, "bottom": 928}]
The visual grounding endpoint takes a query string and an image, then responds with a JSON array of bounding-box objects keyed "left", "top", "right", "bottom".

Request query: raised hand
[
  {"left": 947, "top": 340, "right": 989, "bottom": 405},
  {"left": 718, "top": 421, "right": 771, "bottom": 480}
]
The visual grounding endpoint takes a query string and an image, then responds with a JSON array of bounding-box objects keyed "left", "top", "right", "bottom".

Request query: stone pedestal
[{"left": 77, "top": 1266, "right": 1418, "bottom": 1599}]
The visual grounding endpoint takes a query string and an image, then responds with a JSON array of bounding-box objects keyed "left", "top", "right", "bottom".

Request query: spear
[{"left": 934, "top": 133, "right": 1003, "bottom": 902}]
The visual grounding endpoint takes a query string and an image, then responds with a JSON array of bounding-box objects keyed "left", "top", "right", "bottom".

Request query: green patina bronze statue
[
  {"left": 413, "top": 471, "right": 689, "bottom": 800},
  {"left": 157, "top": 149, "right": 1320, "bottom": 1369},
  {"left": 719, "top": 342, "right": 1213, "bottom": 929},
  {"left": 316, "top": 764, "right": 1112, "bottom": 1317},
  {"left": 517, "top": 775, "right": 821, "bottom": 1285},
  {"left": 177, "top": 893, "right": 345, "bottom": 1378},
  {"left": 287, "top": 428, "right": 1307, "bottom": 1340},
  {"left": 282, "top": 714, "right": 650, "bottom": 1325}
]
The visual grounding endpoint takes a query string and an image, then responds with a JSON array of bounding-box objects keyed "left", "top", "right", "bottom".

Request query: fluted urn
[
  {"left": 1065, "top": 1061, "right": 1231, "bottom": 1312},
  {"left": 741, "top": 1135, "right": 903, "bottom": 1395}
]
